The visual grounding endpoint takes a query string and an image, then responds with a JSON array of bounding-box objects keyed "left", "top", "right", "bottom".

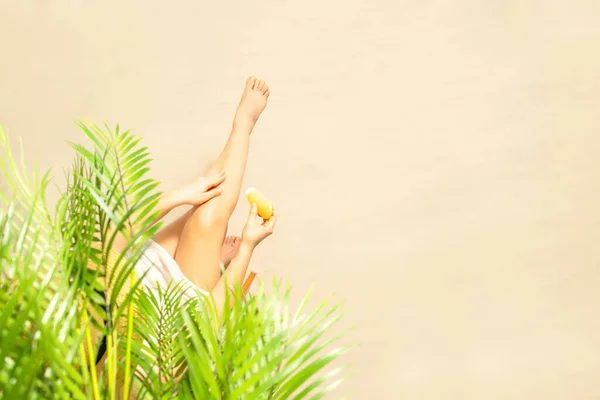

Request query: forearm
[
  {"left": 153, "top": 190, "right": 185, "bottom": 223},
  {"left": 113, "top": 189, "right": 184, "bottom": 253},
  {"left": 211, "top": 241, "right": 255, "bottom": 314}
]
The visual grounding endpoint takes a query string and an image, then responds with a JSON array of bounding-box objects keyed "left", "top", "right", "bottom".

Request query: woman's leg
[
  {"left": 153, "top": 209, "right": 241, "bottom": 266},
  {"left": 152, "top": 207, "right": 197, "bottom": 256},
  {"left": 172, "top": 77, "right": 270, "bottom": 291}
]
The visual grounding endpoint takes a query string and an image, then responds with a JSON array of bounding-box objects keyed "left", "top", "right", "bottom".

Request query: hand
[
  {"left": 177, "top": 170, "right": 226, "bottom": 206},
  {"left": 242, "top": 202, "right": 278, "bottom": 247}
]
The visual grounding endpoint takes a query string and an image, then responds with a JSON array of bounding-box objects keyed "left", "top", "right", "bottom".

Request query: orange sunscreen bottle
[{"left": 245, "top": 187, "right": 273, "bottom": 219}]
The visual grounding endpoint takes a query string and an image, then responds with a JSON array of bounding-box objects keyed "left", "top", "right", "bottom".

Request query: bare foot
[
  {"left": 221, "top": 236, "right": 241, "bottom": 267},
  {"left": 234, "top": 76, "right": 270, "bottom": 126}
]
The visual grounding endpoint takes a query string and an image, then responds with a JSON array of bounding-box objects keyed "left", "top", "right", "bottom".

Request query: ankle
[
  {"left": 232, "top": 117, "right": 256, "bottom": 133},
  {"left": 234, "top": 112, "right": 256, "bottom": 126}
]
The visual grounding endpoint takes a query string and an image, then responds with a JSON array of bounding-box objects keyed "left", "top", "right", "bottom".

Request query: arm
[
  {"left": 112, "top": 171, "right": 227, "bottom": 253},
  {"left": 210, "top": 241, "right": 254, "bottom": 309},
  {"left": 151, "top": 191, "right": 185, "bottom": 223},
  {"left": 211, "top": 202, "right": 278, "bottom": 315},
  {"left": 149, "top": 189, "right": 190, "bottom": 227},
  {"left": 149, "top": 171, "right": 227, "bottom": 229}
]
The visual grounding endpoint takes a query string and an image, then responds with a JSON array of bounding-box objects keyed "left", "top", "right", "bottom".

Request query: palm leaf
[
  {"left": 0, "top": 200, "right": 92, "bottom": 399},
  {"left": 0, "top": 121, "right": 351, "bottom": 399}
]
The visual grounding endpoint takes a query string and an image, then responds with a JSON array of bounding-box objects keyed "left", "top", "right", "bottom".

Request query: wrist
[
  {"left": 163, "top": 189, "right": 185, "bottom": 209},
  {"left": 240, "top": 236, "right": 258, "bottom": 250}
]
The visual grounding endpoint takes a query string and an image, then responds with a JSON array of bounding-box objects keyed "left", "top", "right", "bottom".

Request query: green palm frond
[
  {"left": 172, "top": 280, "right": 349, "bottom": 400},
  {"left": 0, "top": 127, "right": 92, "bottom": 399},
  {"left": 0, "top": 122, "right": 350, "bottom": 400},
  {"left": 0, "top": 200, "right": 89, "bottom": 399},
  {"left": 129, "top": 281, "right": 191, "bottom": 399},
  {"left": 68, "top": 121, "right": 163, "bottom": 399},
  {"left": 0, "top": 127, "right": 55, "bottom": 245},
  {"left": 0, "top": 126, "right": 60, "bottom": 310}
]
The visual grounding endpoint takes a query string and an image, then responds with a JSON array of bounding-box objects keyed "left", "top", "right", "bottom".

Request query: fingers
[
  {"left": 201, "top": 187, "right": 223, "bottom": 203},
  {"left": 263, "top": 209, "right": 278, "bottom": 232},
  {"left": 206, "top": 170, "right": 226, "bottom": 189},
  {"left": 247, "top": 202, "right": 258, "bottom": 224}
]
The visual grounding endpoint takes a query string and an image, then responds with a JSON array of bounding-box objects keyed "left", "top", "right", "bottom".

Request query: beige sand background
[{"left": 2, "top": 1, "right": 600, "bottom": 398}]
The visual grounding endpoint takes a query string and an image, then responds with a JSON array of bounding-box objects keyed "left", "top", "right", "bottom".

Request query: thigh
[
  {"left": 152, "top": 207, "right": 196, "bottom": 258},
  {"left": 173, "top": 207, "right": 227, "bottom": 291}
]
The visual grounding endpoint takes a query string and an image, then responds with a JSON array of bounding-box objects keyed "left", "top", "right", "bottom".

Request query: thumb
[{"left": 247, "top": 202, "right": 258, "bottom": 224}]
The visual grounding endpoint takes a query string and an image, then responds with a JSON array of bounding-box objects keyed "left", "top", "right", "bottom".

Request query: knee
[{"left": 191, "top": 206, "right": 228, "bottom": 231}]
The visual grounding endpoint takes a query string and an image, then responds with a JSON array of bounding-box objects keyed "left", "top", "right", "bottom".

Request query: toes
[
  {"left": 247, "top": 77, "right": 269, "bottom": 92},
  {"left": 265, "top": 89, "right": 270, "bottom": 97}
]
